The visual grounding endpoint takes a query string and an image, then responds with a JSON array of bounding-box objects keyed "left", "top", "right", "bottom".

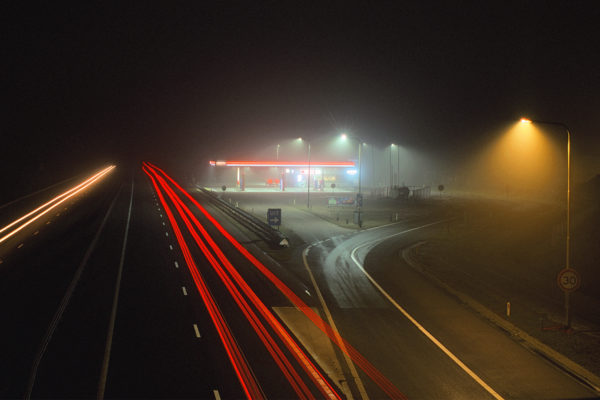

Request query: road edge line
[
  {"left": 349, "top": 222, "right": 505, "bottom": 400},
  {"left": 403, "top": 242, "right": 600, "bottom": 394},
  {"left": 25, "top": 183, "right": 122, "bottom": 399},
  {"left": 97, "top": 177, "right": 134, "bottom": 399},
  {"left": 302, "top": 245, "right": 369, "bottom": 400}
]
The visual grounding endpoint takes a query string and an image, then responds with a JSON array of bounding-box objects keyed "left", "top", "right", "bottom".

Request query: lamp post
[
  {"left": 297, "top": 138, "right": 311, "bottom": 208},
  {"left": 341, "top": 133, "right": 364, "bottom": 226},
  {"left": 307, "top": 141, "right": 311, "bottom": 208},
  {"left": 390, "top": 144, "right": 396, "bottom": 192},
  {"left": 397, "top": 144, "right": 400, "bottom": 187},
  {"left": 520, "top": 117, "right": 574, "bottom": 328}
]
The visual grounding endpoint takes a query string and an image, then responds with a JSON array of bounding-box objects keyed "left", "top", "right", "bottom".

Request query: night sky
[{"left": 3, "top": 1, "right": 600, "bottom": 194}]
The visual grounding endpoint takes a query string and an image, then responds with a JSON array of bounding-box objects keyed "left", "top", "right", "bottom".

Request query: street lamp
[
  {"left": 520, "top": 117, "right": 574, "bottom": 328},
  {"left": 340, "top": 133, "right": 365, "bottom": 225},
  {"left": 297, "top": 138, "right": 311, "bottom": 208},
  {"left": 390, "top": 144, "right": 396, "bottom": 192}
]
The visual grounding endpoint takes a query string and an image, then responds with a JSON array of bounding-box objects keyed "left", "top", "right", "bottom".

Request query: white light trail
[{"left": 0, "top": 166, "right": 116, "bottom": 245}]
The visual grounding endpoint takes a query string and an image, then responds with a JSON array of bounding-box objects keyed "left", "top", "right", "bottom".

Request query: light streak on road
[
  {"left": 145, "top": 164, "right": 340, "bottom": 400},
  {"left": 144, "top": 167, "right": 264, "bottom": 400},
  {"left": 145, "top": 162, "right": 406, "bottom": 399},
  {"left": 0, "top": 166, "right": 116, "bottom": 245}
]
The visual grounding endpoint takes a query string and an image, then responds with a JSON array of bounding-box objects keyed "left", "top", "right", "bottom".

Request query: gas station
[{"left": 208, "top": 160, "right": 357, "bottom": 191}]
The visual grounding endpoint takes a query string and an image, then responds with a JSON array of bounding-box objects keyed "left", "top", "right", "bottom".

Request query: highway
[
  {"left": 1, "top": 164, "right": 345, "bottom": 399},
  {"left": 1, "top": 163, "right": 598, "bottom": 399}
]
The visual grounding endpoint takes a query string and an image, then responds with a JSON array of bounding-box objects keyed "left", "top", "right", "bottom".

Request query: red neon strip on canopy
[{"left": 209, "top": 160, "right": 355, "bottom": 168}]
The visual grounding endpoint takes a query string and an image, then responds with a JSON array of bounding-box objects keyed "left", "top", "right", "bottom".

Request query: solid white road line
[
  {"left": 98, "top": 178, "right": 135, "bottom": 400},
  {"left": 302, "top": 247, "right": 367, "bottom": 400},
  {"left": 349, "top": 222, "right": 505, "bottom": 400},
  {"left": 25, "top": 185, "right": 122, "bottom": 400}
]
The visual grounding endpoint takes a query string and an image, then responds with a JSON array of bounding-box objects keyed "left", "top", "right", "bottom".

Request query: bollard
[{"left": 506, "top": 301, "right": 511, "bottom": 317}]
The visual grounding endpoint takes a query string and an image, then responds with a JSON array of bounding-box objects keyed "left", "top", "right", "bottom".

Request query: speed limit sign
[{"left": 557, "top": 268, "right": 580, "bottom": 292}]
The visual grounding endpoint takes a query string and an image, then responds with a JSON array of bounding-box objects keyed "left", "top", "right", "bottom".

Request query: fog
[
  {"left": 452, "top": 122, "right": 567, "bottom": 202},
  {"left": 196, "top": 134, "right": 443, "bottom": 193}
]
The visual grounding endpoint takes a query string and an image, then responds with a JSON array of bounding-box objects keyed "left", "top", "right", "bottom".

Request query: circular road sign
[{"left": 557, "top": 268, "right": 580, "bottom": 292}]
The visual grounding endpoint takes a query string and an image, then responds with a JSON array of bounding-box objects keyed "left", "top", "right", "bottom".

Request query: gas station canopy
[{"left": 209, "top": 160, "right": 355, "bottom": 168}]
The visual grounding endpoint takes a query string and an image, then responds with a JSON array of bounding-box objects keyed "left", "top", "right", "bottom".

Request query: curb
[{"left": 402, "top": 242, "right": 600, "bottom": 394}]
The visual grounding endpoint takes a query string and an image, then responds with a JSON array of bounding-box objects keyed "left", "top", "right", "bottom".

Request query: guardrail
[{"left": 197, "top": 188, "right": 289, "bottom": 248}]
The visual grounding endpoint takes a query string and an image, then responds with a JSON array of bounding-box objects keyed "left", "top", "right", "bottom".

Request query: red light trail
[
  {"left": 144, "top": 164, "right": 339, "bottom": 399},
  {"left": 144, "top": 162, "right": 407, "bottom": 399},
  {"left": 144, "top": 167, "right": 264, "bottom": 400}
]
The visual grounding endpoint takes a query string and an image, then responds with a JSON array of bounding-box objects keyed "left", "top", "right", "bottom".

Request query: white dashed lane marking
[
  {"left": 174, "top": 261, "right": 179, "bottom": 269},
  {"left": 17, "top": 243, "right": 24, "bottom": 249},
  {"left": 169, "top": 245, "right": 173, "bottom": 250},
  {"left": 165, "top": 232, "right": 169, "bottom": 237},
  {"left": 33, "top": 231, "right": 39, "bottom": 235},
  {"left": 182, "top": 286, "right": 188, "bottom": 296},
  {"left": 193, "top": 324, "right": 201, "bottom": 338}
]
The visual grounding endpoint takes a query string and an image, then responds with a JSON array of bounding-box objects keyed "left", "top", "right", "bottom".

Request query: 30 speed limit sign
[{"left": 557, "top": 268, "right": 580, "bottom": 292}]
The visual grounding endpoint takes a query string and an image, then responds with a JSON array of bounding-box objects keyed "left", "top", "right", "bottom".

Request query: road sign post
[{"left": 557, "top": 267, "right": 580, "bottom": 329}]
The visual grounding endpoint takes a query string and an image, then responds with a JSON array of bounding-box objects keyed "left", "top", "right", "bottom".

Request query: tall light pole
[
  {"left": 307, "top": 141, "right": 311, "bottom": 208},
  {"left": 341, "top": 133, "right": 364, "bottom": 226},
  {"left": 358, "top": 140, "right": 362, "bottom": 197},
  {"left": 297, "top": 138, "right": 311, "bottom": 208},
  {"left": 390, "top": 144, "right": 396, "bottom": 191},
  {"left": 397, "top": 145, "right": 400, "bottom": 186},
  {"left": 520, "top": 117, "right": 574, "bottom": 328}
]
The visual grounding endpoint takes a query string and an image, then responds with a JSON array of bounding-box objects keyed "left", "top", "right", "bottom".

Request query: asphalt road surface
[
  {"left": 2, "top": 164, "right": 598, "bottom": 399},
  {"left": 1, "top": 165, "right": 341, "bottom": 399},
  {"left": 300, "top": 220, "right": 599, "bottom": 399}
]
